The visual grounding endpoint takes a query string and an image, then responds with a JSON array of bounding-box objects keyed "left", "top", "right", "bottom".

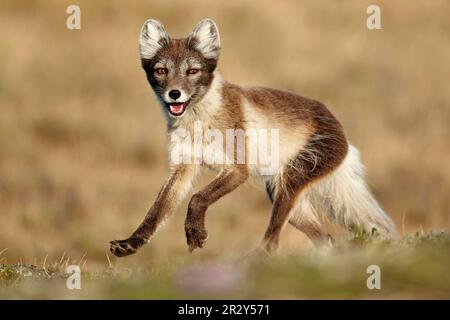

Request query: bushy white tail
[{"left": 304, "top": 145, "right": 397, "bottom": 237}]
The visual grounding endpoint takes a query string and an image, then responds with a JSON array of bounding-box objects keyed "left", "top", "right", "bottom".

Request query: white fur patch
[
  {"left": 188, "top": 19, "right": 221, "bottom": 59},
  {"left": 241, "top": 98, "right": 311, "bottom": 178},
  {"left": 139, "top": 19, "right": 170, "bottom": 59}
]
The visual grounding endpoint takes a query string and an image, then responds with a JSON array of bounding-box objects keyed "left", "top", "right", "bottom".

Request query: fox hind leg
[
  {"left": 262, "top": 131, "right": 348, "bottom": 253},
  {"left": 288, "top": 199, "right": 334, "bottom": 245},
  {"left": 265, "top": 180, "right": 332, "bottom": 247},
  {"left": 262, "top": 170, "right": 324, "bottom": 253}
]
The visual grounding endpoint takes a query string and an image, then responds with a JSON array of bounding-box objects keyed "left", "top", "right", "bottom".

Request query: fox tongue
[{"left": 169, "top": 103, "right": 184, "bottom": 115}]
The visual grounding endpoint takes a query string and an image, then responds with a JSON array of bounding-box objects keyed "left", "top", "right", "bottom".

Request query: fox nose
[{"left": 168, "top": 90, "right": 181, "bottom": 100}]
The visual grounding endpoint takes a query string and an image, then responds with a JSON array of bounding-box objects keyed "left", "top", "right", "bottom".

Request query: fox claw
[
  {"left": 109, "top": 238, "right": 146, "bottom": 257},
  {"left": 185, "top": 226, "right": 208, "bottom": 252}
]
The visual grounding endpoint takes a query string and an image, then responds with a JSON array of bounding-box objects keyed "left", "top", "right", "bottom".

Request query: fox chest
[{"left": 168, "top": 124, "right": 229, "bottom": 171}]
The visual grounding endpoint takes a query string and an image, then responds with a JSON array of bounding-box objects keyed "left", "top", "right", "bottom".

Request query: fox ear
[
  {"left": 188, "top": 19, "right": 221, "bottom": 60},
  {"left": 139, "top": 19, "right": 170, "bottom": 59}
]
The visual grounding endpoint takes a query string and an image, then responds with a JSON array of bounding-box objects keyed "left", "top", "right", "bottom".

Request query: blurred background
[{"left": 0, "top": 0, "right": 449, "bottom": 280}]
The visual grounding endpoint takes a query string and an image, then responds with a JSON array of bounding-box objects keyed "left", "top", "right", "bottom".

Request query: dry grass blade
[
  {"left": 42, "top": 254, "right": 49, "bottom": 277},
  {"left": 105, "top": 253, "right": 113, "bottom": 269},
  {"left": 58, "top": 252, "right": 66, "bottom": 267},
  {"left": 78, "top": 252, "right": 87, "bottom": 266}
]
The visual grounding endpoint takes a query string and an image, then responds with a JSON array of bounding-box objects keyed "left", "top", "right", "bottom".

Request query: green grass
[{"left": 1, "top": 231, "right": 449, "bottom": 299}]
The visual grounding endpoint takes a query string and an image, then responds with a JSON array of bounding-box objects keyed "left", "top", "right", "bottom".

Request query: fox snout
[
  {"left": 164, "top": 88, "right": 189, "bottom": 103},
  {"left": 168, "top": 89, "right": 181, "bottom": 100},
  {"left": 164, "top": 89, "right": 191, "bottom": 116}
]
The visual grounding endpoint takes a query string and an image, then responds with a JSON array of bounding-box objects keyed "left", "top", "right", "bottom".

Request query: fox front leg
[
  {"left": 185, "top": 166, "right": 248, "bottom": 252},
  {"left": 110, "top": 165, "right": 197, "bottom": 257}
]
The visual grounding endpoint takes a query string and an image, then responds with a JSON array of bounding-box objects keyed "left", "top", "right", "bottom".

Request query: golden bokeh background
[{"left": 0, "top": 0, "right": 449, "bottom": 271}]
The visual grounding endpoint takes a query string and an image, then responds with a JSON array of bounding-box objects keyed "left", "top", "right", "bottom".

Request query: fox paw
[
  {"left": 185, "top": 226, "right": 208, "bottom": 252},
  {"left": 109, "top": 238, "right": 146, "bottom": 257}
]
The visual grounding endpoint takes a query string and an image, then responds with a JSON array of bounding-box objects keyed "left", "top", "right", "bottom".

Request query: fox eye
[
  {"left": 187, "top": 68, "right": 199, "bottom": 75},
  {"left": 155, "top": 68, "right": 167, "bottom": 75}
]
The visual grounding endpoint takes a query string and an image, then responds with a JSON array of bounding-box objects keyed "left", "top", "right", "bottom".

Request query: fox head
[{"left": 139, "top": 19, "right": 221, "bottom": 118}]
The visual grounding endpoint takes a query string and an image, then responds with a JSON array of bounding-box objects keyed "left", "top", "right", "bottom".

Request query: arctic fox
[{"left": 110, "top": 19, "right": 396, "bottom": 257}]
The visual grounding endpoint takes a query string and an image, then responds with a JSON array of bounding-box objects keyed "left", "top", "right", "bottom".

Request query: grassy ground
[
  {"left": 0, "top": 0, "right": 449, "bottom": 299},
  {"left": 1, "top": 231, "right": 449, "bottom": 299}
]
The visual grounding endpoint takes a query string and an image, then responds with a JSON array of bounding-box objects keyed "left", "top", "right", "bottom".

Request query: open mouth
[{"left": 167, "top": 101, "right": 189, "bottom": 117}]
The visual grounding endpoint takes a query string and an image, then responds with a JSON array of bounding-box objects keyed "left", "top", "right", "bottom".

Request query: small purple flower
[{"left": 176, "top": 262, "right": 243, "bottom": 295}]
